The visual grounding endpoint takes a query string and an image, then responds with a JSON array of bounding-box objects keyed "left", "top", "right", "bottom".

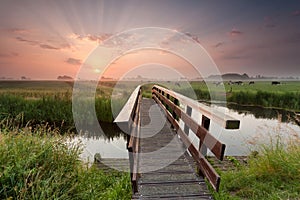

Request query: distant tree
[
  {"left": 21, "top": 76, "right": 30, "bottom": 80},
  {"left": 57, "top": 75, "right": 73, "bottom": 80}
]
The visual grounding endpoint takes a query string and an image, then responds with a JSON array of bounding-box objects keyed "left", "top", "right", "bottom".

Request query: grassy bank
[
  {"left": 227, "top": 91, "right": 300, "bottom": 111},
  {"left": 0, "top": 94, "right": 121, "bottom": 129},
  {"left": 213, "top": 138, "right": 300, "bottom": 199},
  {"left": 0, "top": 81, "right": 129, "bottom": 131},
  {"left": 1, "top": 81, "right": 300, "bottom": 129},
  {"left": 141, "top": 81, "right": 300, "bottom": 111},
  {"left": 169, "top": 81, "right": 300, "bottom": 111},
  {"left": 0, "top": 125, "right": 131, "bottom": 199}
]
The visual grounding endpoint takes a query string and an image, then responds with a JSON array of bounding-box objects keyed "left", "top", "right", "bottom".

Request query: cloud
[
  {"left": 15, "top": 36, "right": 39, "bottom": 45},
  {"left": 70, "top": 33, "right": 112, "bottom": 43},
  {"left": 0, "top": 52, "right": 19, "bottom": 58},
  {"left": 229, "top": 28, "right": 243, "bottom": 36},
  {"left": 184, "top": 32, "right": 201, "bottom": 44},
  {"left": 39, "top": 44, "right": 60, "bottom": 50},
  {"left": 292, "top": 10, "right": 300, "bottom": 16},
  {"left": 7, "top": 28, "right": 31, "bottom": 35},
  {"left": 66, "top": 58, "right": 82, "bottom": 65},
  {"left": 15, "top": 36, "right": 69, "bottom": 51},
  {"left": 214, "top": 42, "right": 224, "bottom": 48}
]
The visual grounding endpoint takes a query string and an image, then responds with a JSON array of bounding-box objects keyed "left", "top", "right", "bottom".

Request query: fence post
[
  {"left": 184, "top": 106, "right": 192, "bottom": 135},
  {"left": 199, "top": 115, "right": 210, "bottom": 156},
  {"left": 172, "top": 98, "right": 179, "bottom": 121}
]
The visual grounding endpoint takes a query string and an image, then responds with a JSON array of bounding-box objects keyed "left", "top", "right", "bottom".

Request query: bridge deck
[{"left": 133, "top": 98, "right": 212, "bottom": 199}]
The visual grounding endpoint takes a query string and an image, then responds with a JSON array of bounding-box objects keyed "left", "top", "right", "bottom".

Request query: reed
[
  {"left": 213, "top": 137, "right": 300, "bottom": 199},
  {"left": 0, "top": 123, "right": 131, "bottom": 200}
]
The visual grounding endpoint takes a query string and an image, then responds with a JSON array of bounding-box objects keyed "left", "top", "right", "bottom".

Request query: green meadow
[
  {"left": 0, "top": 81, "right": 131, "bottom": 131},
  {"left": 0, "top": 81, "right": 132, "bottom": 199},
  {"left": 1, "top": 80, "right": 299, "bottom": 199},
  {"left": 142, "top": 80, "right": 300, "bottom": 111},
  {"left": 1, "top": 80, "right": 299, "bottom": 130}
]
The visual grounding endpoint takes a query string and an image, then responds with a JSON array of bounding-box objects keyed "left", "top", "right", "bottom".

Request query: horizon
[
  {"left": 1, "top": 72, "right": 299, "bottom": 81},
  {"left": 1, "top": 1, "right": 300, "bottom": 80}
]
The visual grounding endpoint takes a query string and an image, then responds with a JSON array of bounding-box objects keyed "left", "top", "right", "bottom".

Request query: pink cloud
[
  {"left": 66, "top": 58, "right": 82, "bottom": 65},
  {"left": 184, "top": 32, "right": 201, "bottom": 44},
  {"left": 5, "top": 28, "right": 32, "bottom": 35},
  {"left": 16, "top": 36, "right": 70, "bottom": 51},
  {"left": 72, "top": 33, "right": 112, "bottom": 43},
  {"left": 214, "top": 42, "right": 224, "bottom": 48},
  {"left": 229, "top": 28, "right": 243, "bottom": 36}
]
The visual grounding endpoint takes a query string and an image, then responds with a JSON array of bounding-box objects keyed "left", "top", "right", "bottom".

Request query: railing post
[
  {"left": 184, "top": 106, "right": 192, "bottom": 135},
  {"left": 199, "top": 115, "right": 210, "bottom": 156}
]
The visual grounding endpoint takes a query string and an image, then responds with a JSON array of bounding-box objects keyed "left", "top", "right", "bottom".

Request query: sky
[{"left": 0, "top": 0, "right": 300, "bottom": 80}]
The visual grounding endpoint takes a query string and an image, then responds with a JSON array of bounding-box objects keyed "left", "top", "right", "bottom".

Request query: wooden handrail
[
  {"left": 114, "top": 85, "right": 141, "bottom": 124},
  {"left": 152, "top": 85, "right": 240, "bottom": 191},
  {"left": 114, "top": 85, "right": 142, "bottom": 193},
  {"left": 153, "top": 85, "right": 240, "bottom": 129},
  {"left": 153, "top": 89, "right": 225, "bottom": 160}
]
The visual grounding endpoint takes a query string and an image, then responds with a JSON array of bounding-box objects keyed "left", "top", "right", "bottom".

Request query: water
[
  {"left": 72, "top": 122, "right": 129, "bottom": 163},
  {"left": 73, "top": 105, "right": 300, "bottom": 163},
  {"left": 183, "top": 104, "right": 300, "bottom": 156}
]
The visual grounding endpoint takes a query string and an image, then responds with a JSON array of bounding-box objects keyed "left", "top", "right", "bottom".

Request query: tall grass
[
  {"left": 214, "top": 137, "right": 300, "bottom": 199},
  {"left": 228, "top": 91, "right": 300, "bottom": 111},
  {"left": 0, "top": 94, "right": 126, "bottom": 132},
  {"left": 0, "top": 124, "right": 131, "bottom": 199},
  {"left": 188, "top": 81, "right": 300, "bottom": 111}
]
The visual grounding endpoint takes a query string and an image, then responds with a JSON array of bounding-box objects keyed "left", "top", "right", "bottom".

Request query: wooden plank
[
  {"left": 153, "top": 85, "right": 240, "bottom": 129},
  {"left": 153, "top": 90, "right": 225, "bottom": 160},
  {"left": 153, "top": 95, "right": 222, "bottom": 191},
  {"left": 136, "top": 98, "right": 212, "bottom": 198}
]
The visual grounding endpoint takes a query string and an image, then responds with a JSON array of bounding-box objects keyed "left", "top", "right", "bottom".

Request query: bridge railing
[
  {"left": 114, "top": 85, "right": 142, "bottom": 193},
  {"left": 152, "top": 85, "right": 240, "bottom": 191}
]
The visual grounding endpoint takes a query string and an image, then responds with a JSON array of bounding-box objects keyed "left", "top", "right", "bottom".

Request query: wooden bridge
[{"left": 114, "top": 85, "right": 240, "bottom": 199}]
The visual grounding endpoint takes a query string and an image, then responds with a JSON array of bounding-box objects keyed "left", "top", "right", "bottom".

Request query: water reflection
[
  {"left": 183, "top": 102, "right": 300, "bottom": 156},
  {"left": 73, "top": 122, "right": 128, "bottom": 162},
  {"left": 74, "top": 105, "right": 300, "bottom": 161},
  {"left": 227, "top": 104, "right": 298, "bottom": 124},
  {"left": 78, "top": 122, "right": 127, "bottom": 141},
  {"left": 209, "top": 105, "right": 300, "bottom": 156}
]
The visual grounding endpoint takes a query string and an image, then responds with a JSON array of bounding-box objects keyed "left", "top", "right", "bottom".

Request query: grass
[
  {"left": 0, "top": 122, "right": 131, "bottom": 200},
  {"left": 0, "top": 81, "right": 128, "bottom": 131},
  {"left": 142, "top": 81, "right": 300, "bottom": 111},
  {"left": 213, "top": 137, "right": 300, "bottom": 199},
  {"left": 1, "top": 81, "right": 299, "bottom": 130}
]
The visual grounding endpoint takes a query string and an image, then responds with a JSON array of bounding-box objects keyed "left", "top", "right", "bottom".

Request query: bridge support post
[
  {"left": 184, "top": 106, "right": 192, "bottom": 136},
  {"left": 199, "top": 115, "right": 210, "bottom": 156}
]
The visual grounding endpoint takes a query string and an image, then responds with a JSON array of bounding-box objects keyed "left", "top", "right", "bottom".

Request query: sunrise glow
[{"left": 0, "top": 1, "right": 300, "bottom": 80}]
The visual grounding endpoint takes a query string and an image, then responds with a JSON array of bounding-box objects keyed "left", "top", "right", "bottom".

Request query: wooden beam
[
  {"left": 114, "top": 85, "right": 141, "bottom": 123},
  {"left": 153, "top": 85, "right": 240, "bottom": 129},
  {"left": 153, "top": 95, "right": 221, "bottom": 191},
  {"left": 153, "top": 90, "right": 225, "bottom": 160}
]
